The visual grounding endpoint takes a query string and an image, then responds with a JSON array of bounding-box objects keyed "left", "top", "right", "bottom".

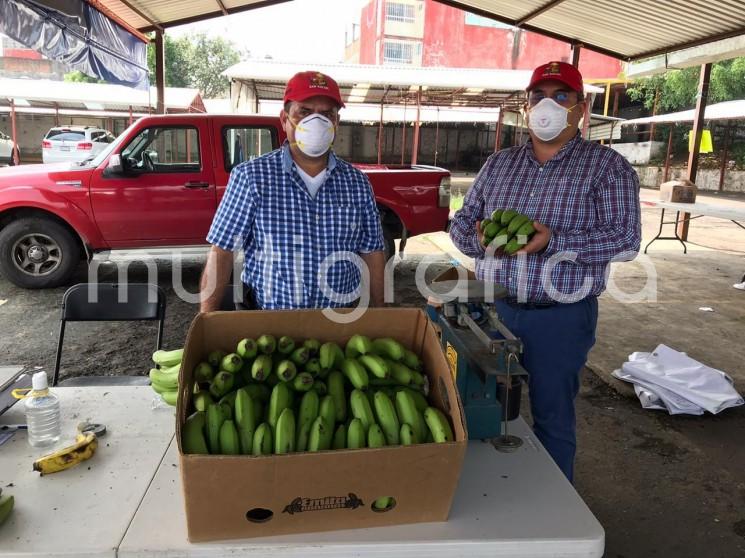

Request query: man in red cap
[
  {"left": 200, "top": 71, "right": 385, "bottom": 311},
  {"left": 450, "top": 61, "right": 641, "bottom": 481}
]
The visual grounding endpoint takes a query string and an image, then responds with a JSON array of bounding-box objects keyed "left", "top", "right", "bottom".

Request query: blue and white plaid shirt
[
  {"left": 207, "top": 143, "right": 385, "bottom": 309},
  {"left": 450, "top": 133, "right": 641, "bottom": 303}
]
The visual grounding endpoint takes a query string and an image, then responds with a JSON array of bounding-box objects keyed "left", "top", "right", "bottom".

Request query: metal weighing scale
[{"left": 426, "top": 275, "right": 528, "bottom": 450}]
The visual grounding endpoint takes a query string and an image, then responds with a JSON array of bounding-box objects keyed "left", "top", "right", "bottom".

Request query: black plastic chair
[{"left": 52, "top": 283, "right": 166, "bottom": 387}]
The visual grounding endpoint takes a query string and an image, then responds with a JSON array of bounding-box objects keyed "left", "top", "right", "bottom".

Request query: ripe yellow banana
[{"left": 32, "top": 431, "right": 98, "bottom": 475}]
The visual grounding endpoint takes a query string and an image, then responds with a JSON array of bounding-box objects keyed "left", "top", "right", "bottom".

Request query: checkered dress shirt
[
  {"left": 450, "top": 133, "right": 641, "bottom": 303},
  {"left": 207, "top": 143, "right": 384, "bottom": 309}
]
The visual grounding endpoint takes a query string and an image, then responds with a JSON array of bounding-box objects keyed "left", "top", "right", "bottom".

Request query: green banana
[
  {"left": 358, "top": 354, "right": 390, "bottom": 379},
  {"left": 245, "top": 383, "right": 271, "bottom": 403},
  {"left": 305, "top": 358, "right": 322, "bottom": 377},
  {"left": 160, "top": 390, "right": 178, "bottom": 406},
  {"left": 504, "top": 237, "right": 524, "bottom": 255},
  {"left": 296, "top": 420, "right": 312, "bottom": 452},
  {"left": 219, "top": 420, "right": 240, "bottom": 455},
  {"left": 371, "top": 338, "right": 405, "bottom": 361},
  {"left": 345, "top": 334, "right": 373, "bottom": 358},
  {"left": 220, "top": 353, "right": 243, "bottom": 374},
  {"left": 219, "top": 390, "right": 238, "bottom": 408},
  {"left": 152, "top": 348, "right": 183, "bottom": 368},
  {"left": 149, "top": 367, "right": 179, "bottom": 390},
  {"left": 290, "top": 346, "right": 310, "bottom": 366},
  {"left": 207, "top": 350, "right": 227, "bottom": 368},
  {"left": 218, "top": 400, "right": 233, "bottom": 421},
  {"left": 372, "top": 496, "right": 392, "bottom": 511},
  {"left": 209, "top": 371, "right": 234, "bottom": 399},
  {"left": 276, "top": 360, "right": 297, "bottom": 382},
  {"left": 480, "top": 217, "right": 492, "bottom": 231},
  {"left": 312, "top": 379, "right": 328, "bottom": 396},
  {"left": 234, "top": 389, "right": 256, "bottom": 433},
  {"left": 491, "top": 208, "right": 504, "bottom": 222},
  {"left": 319, "top": 342, "right": 344, "bottom": 371},
  {"left": 500, "top": 208, "right": 518, "bottom": 226},
  {"left": 373, "top": 391, "right": 400, "bottom": 445},
  {"left": 367, "top": 424, "right": 386, "bottom": 448},
  {"left": 350, "top": 389, "right": 375, "bottom": 431},
  {"left": 0, "top": 494, "right": 15, "bottom": 527},
  {"left": 516, "top": 220, "right": 536, "bottom": 238},
  {"left": 492, "top": 227, "right": 512, "bottom": 247},
  {"left": 319, "top": 395, "right": 336, "bottom": 430},
  {"left": 369, "top": 377, "right": 397, "bottom": 387},
  {"left": 182, "top": 411, "right": 209, "bottom": 454},
  {"left": 341, "top": 358, "right": 369, "bottom": 391},
  {"left": 251, "top": 423, "right": 273, "bottom": 456},
  {"left": 303, "top": 338, "right": 321, "bottom": 356},
  {"left": 395, "top": 390, "right": 426, "bottom": 442},
  {"left": 395, "top": 387, "right": 429, "bottom": 413},
  {"left": 400, "top": 422, "right": 419, "bottom": 445},
  {"left": 266, "top": 373, "right": 280, "bottom": 387},
  {"left": 206, "top": 404, "right": 224, "bottom": 454},
  {"left": 236, "top": 338, "right": 258, "bottom": 360},
  {"left": 268, "top": 382, "right": 293, "bottom": 428},
  {"left": 401, "top": 349, "right": 422, "bottom": 371},
  {"left": 251, "top": 354, "right": 273, "bottom": 382},
  {"left": 275, "top": 408, "right": 296, "bottom": 454},
  {"left": 347, "top": 418, "right": 366, "bottom": 449},
  {"left": 308, "top": 416, "right": 332, "bottom": 451},
  {"left": 386, "top": 360, "right": 413, "bottom": 386},
  {"left": 253, "top": 399, "right": 264, "bottom": 425},
  {"left": 193, "top": 362, "right": 214, "bottom": 384},
  {"left": 483, "top": 221, "right": 500, "bottom": 239},
  {"left": 327, "top": 371, "right": 348, "bottom": 423},
  {"left": 298, "top": 390, "right": 320, "bottom": 428},
  {"left": 277, "top": 335, "right": 295, "bottom": 355},
  {"left": 332, "top": 424, "right": 347, "bottom": 449},
  {"left": 507, "top": 214, "right": 530, "bottom": 234},
  {"left": 409, "top": 370, "right": 425, "bottom": 388},
  {"left": 292, "top": 372, "right": 314, "bottom": 392},
  {"left": 257, "top": 334, "right": 277, "bottom": 355},
  {"left": 424, "top": 407, "right": 455, "bottom": 443},
  {"left": 193, "top": 390, "right": 213, "bottom": 412}
]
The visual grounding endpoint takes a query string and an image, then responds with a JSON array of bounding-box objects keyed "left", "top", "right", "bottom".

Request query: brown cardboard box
[
  {"left": 176, "top": 308, "right": 467, "bottom": 542},
  {"left": 660, "top": 179, "right": 697, "bottom": 203}
]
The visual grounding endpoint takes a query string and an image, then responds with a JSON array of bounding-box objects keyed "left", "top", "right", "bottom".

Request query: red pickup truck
[{"left": 0, "top": 114, "right": 450, "bottom": 288}]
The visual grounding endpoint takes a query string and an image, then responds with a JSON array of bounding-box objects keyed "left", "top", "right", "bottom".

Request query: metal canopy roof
[
  {"left": 95, "top": 0, "right": 745, "bottom": 62},
  {"left": 621, "top": 100, "right": 745, "bottom": 126},
  {"left": 224, "top": 59, "right": 603, "bottom": 110}
]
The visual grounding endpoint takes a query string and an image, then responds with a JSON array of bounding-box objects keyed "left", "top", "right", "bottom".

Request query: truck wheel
[
  {"left": 383, "top": 226, "right": 396, "bottom": 262},
  {"left": 0, "top": 217, "right": 81, "bottom": 289}
]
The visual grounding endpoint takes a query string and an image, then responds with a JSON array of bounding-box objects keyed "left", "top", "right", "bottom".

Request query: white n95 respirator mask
[
  {"left": 527, "top": 98, "right": 577, "bottom": 142},
  {"left": 289, "top": 114, "right": 336, "bottom": 157}
]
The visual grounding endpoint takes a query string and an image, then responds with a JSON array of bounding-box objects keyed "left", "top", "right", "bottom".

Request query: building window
[
  {"left": 386, "top": 2, "right": 415, "bottom": 23},
  {"left": 383, "top": 40, "right": 416, "bottom": 64}
]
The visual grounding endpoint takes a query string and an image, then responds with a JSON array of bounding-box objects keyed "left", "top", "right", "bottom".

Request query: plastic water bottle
[{"left": 25, "top": 372, "right": 61, "bottom": 448}]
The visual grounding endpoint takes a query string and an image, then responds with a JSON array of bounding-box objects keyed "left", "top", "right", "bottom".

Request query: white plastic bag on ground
[{"left": 613, "top": 345, "right": 743, "bottom": 415}]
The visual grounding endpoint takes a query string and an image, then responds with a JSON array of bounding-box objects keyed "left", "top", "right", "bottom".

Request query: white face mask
[
  {"left": 289, "top": 113, "right": 336, "bottom": 157},
  {"left": 527, "top": 98, "right": 577, "bottom": 142}
]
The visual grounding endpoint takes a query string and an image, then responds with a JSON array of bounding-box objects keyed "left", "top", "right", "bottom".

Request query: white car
[
  {"left": 0, "top": 131, "right": 17, "bottom": 165},
  {"left": 42, "top": 126, "right": 116, "bottom": 164}
]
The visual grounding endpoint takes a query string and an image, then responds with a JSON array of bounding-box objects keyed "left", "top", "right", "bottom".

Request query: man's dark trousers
[{"left": 494, "top": 296, "right": 599, "bottom": 482}]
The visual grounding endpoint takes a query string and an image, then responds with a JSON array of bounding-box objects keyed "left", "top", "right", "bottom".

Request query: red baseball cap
[
  {"left": 527, "top": 61, "right": 584, "bottom": 94},
  {"left": 283, "top": 71, "right": 345, "bottom": 108}
]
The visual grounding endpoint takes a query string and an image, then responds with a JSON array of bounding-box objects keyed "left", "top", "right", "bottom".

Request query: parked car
[
  {"left": 0, "top": 131, "right": 17, "bottom": 166},
  {"left": 41, "top": 126, "right": 116, "bottom": 164},
  {"left": 0, "top": 114, "right": 450, "bottom": 288}
]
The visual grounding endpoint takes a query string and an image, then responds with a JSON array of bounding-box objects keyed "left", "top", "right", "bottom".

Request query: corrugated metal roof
[
  {"left": 437, "top": 0, "right": 745, "bottom": 60},
  {"left": 621, "top": 100, "right": 745, "bottom": 125}
]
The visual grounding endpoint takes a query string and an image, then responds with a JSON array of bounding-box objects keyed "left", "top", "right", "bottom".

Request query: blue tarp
[{"left": 0, "top": 0, "right": 149, "bottom": 90}]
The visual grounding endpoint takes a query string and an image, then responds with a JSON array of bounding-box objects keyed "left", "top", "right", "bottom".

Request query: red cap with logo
[
  {"left": 527, "top": 61, "right": 584, "bottom": 94},
  {"left": 283, "top": 71, "right": 345, "bottom": 108}
]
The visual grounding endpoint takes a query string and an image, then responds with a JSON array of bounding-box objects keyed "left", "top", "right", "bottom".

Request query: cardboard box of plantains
[{"left": 176, "top": 307, "right": 468, "bottom": 542}]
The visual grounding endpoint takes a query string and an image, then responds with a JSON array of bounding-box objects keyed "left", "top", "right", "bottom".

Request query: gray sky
[{"left": 170, "top": 0, "right": 369, "bottom": 63}]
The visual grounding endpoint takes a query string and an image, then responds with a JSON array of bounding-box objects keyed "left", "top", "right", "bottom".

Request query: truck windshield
[{"left": 75, "top": 121, "right": 139, "bottom": 168}]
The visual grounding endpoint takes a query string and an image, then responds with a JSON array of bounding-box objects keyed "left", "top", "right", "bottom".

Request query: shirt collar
[
  {"left": 524, "top": 131, "right": 582, "bottom": 165},
  {"left": 281, "top": 141, "right": 337, "bottom": 175}
]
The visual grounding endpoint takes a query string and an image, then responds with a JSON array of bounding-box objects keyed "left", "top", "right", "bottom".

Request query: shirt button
[
  {"left": 539, "top": 167, "right": 544, "bottom": 172},
  {"left": 530, "top": 192, "right": 535, "bottom": 197},
  {"left": 316, "top": 214, "right": 320, "bottom": 221}
]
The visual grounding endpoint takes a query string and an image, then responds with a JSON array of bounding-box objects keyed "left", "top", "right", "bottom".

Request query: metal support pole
[
  {"left": 54, "top": 102, "right": 60, "bottom": 127},
  {"left": 401, "top": 96, "right": 407, "bottom": 166},
  {"left": 411, "top": 86, "right": 421, "bottom": 166},
  {"left": 494, "top": 107, "right": 504, "bottom": 152},
  {"left": 433, "top": 107, "right": 440, "bottom": 166},
  {"left": 454, "top": 127, "right": 461, "bottom": 170},
  {"left": 680, "top": 63, "right": 712, "bottom": 240},
  {"left": 377, "top": 100, "right": 384, "bottom": 165},
  {"left": 663, "top": 126, "right": 673, "bottom": 182},
  {"left": 571, "top": 44, "right": 582, "bottom": 67},
  {"left": 601, "top": 83, "right": 611, "bottom": 145},
  {"left": 649, "top": 88, "right": 659, "bottom": 143},
  {"left": 612, "top": 89, "right": 620, "bottom": 117},
  {"left": 154, "top": 30, "right": 166, "bottom": 115},
  {"left": 719, "top": 122, "right": 731, "bottom": 191},
  {"left": 129, "top": 105, "right": 134, "bottom": 126},
  {"left": 10, "top": 99, "right": 19, "bottom": 165}
]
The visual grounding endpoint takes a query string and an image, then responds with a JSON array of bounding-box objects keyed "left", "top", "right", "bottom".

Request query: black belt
[{"left": 501, "top": 298, "right": 559, "bottom": 310}]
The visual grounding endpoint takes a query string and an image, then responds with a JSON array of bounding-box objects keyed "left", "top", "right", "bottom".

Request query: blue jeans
[{"left": 494, "top": 296, "right": 599, "bottom": 482}]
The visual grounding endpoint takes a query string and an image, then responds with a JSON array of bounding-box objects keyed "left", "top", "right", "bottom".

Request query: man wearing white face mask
[
  {"left": 450, "top": 61, "right": 641, "bottom": 482},
  {"left": 200, "top": 71, "right": 385, "bottom": 311}
]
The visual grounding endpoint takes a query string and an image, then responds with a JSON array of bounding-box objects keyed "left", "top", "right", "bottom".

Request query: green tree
[
  {"left": 627, "top": 57, "right": 745, "bottom": 112},
  {"left": 63, "top": 70, "right": 104, "bottom": 84},
  {"left": 147, "top": 32, "right": 242, "bottom": 98}
]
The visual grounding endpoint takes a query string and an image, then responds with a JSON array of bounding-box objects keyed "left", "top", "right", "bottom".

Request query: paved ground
[{"left": 1, "top": 186, "right": 745, "bottom": 557}]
